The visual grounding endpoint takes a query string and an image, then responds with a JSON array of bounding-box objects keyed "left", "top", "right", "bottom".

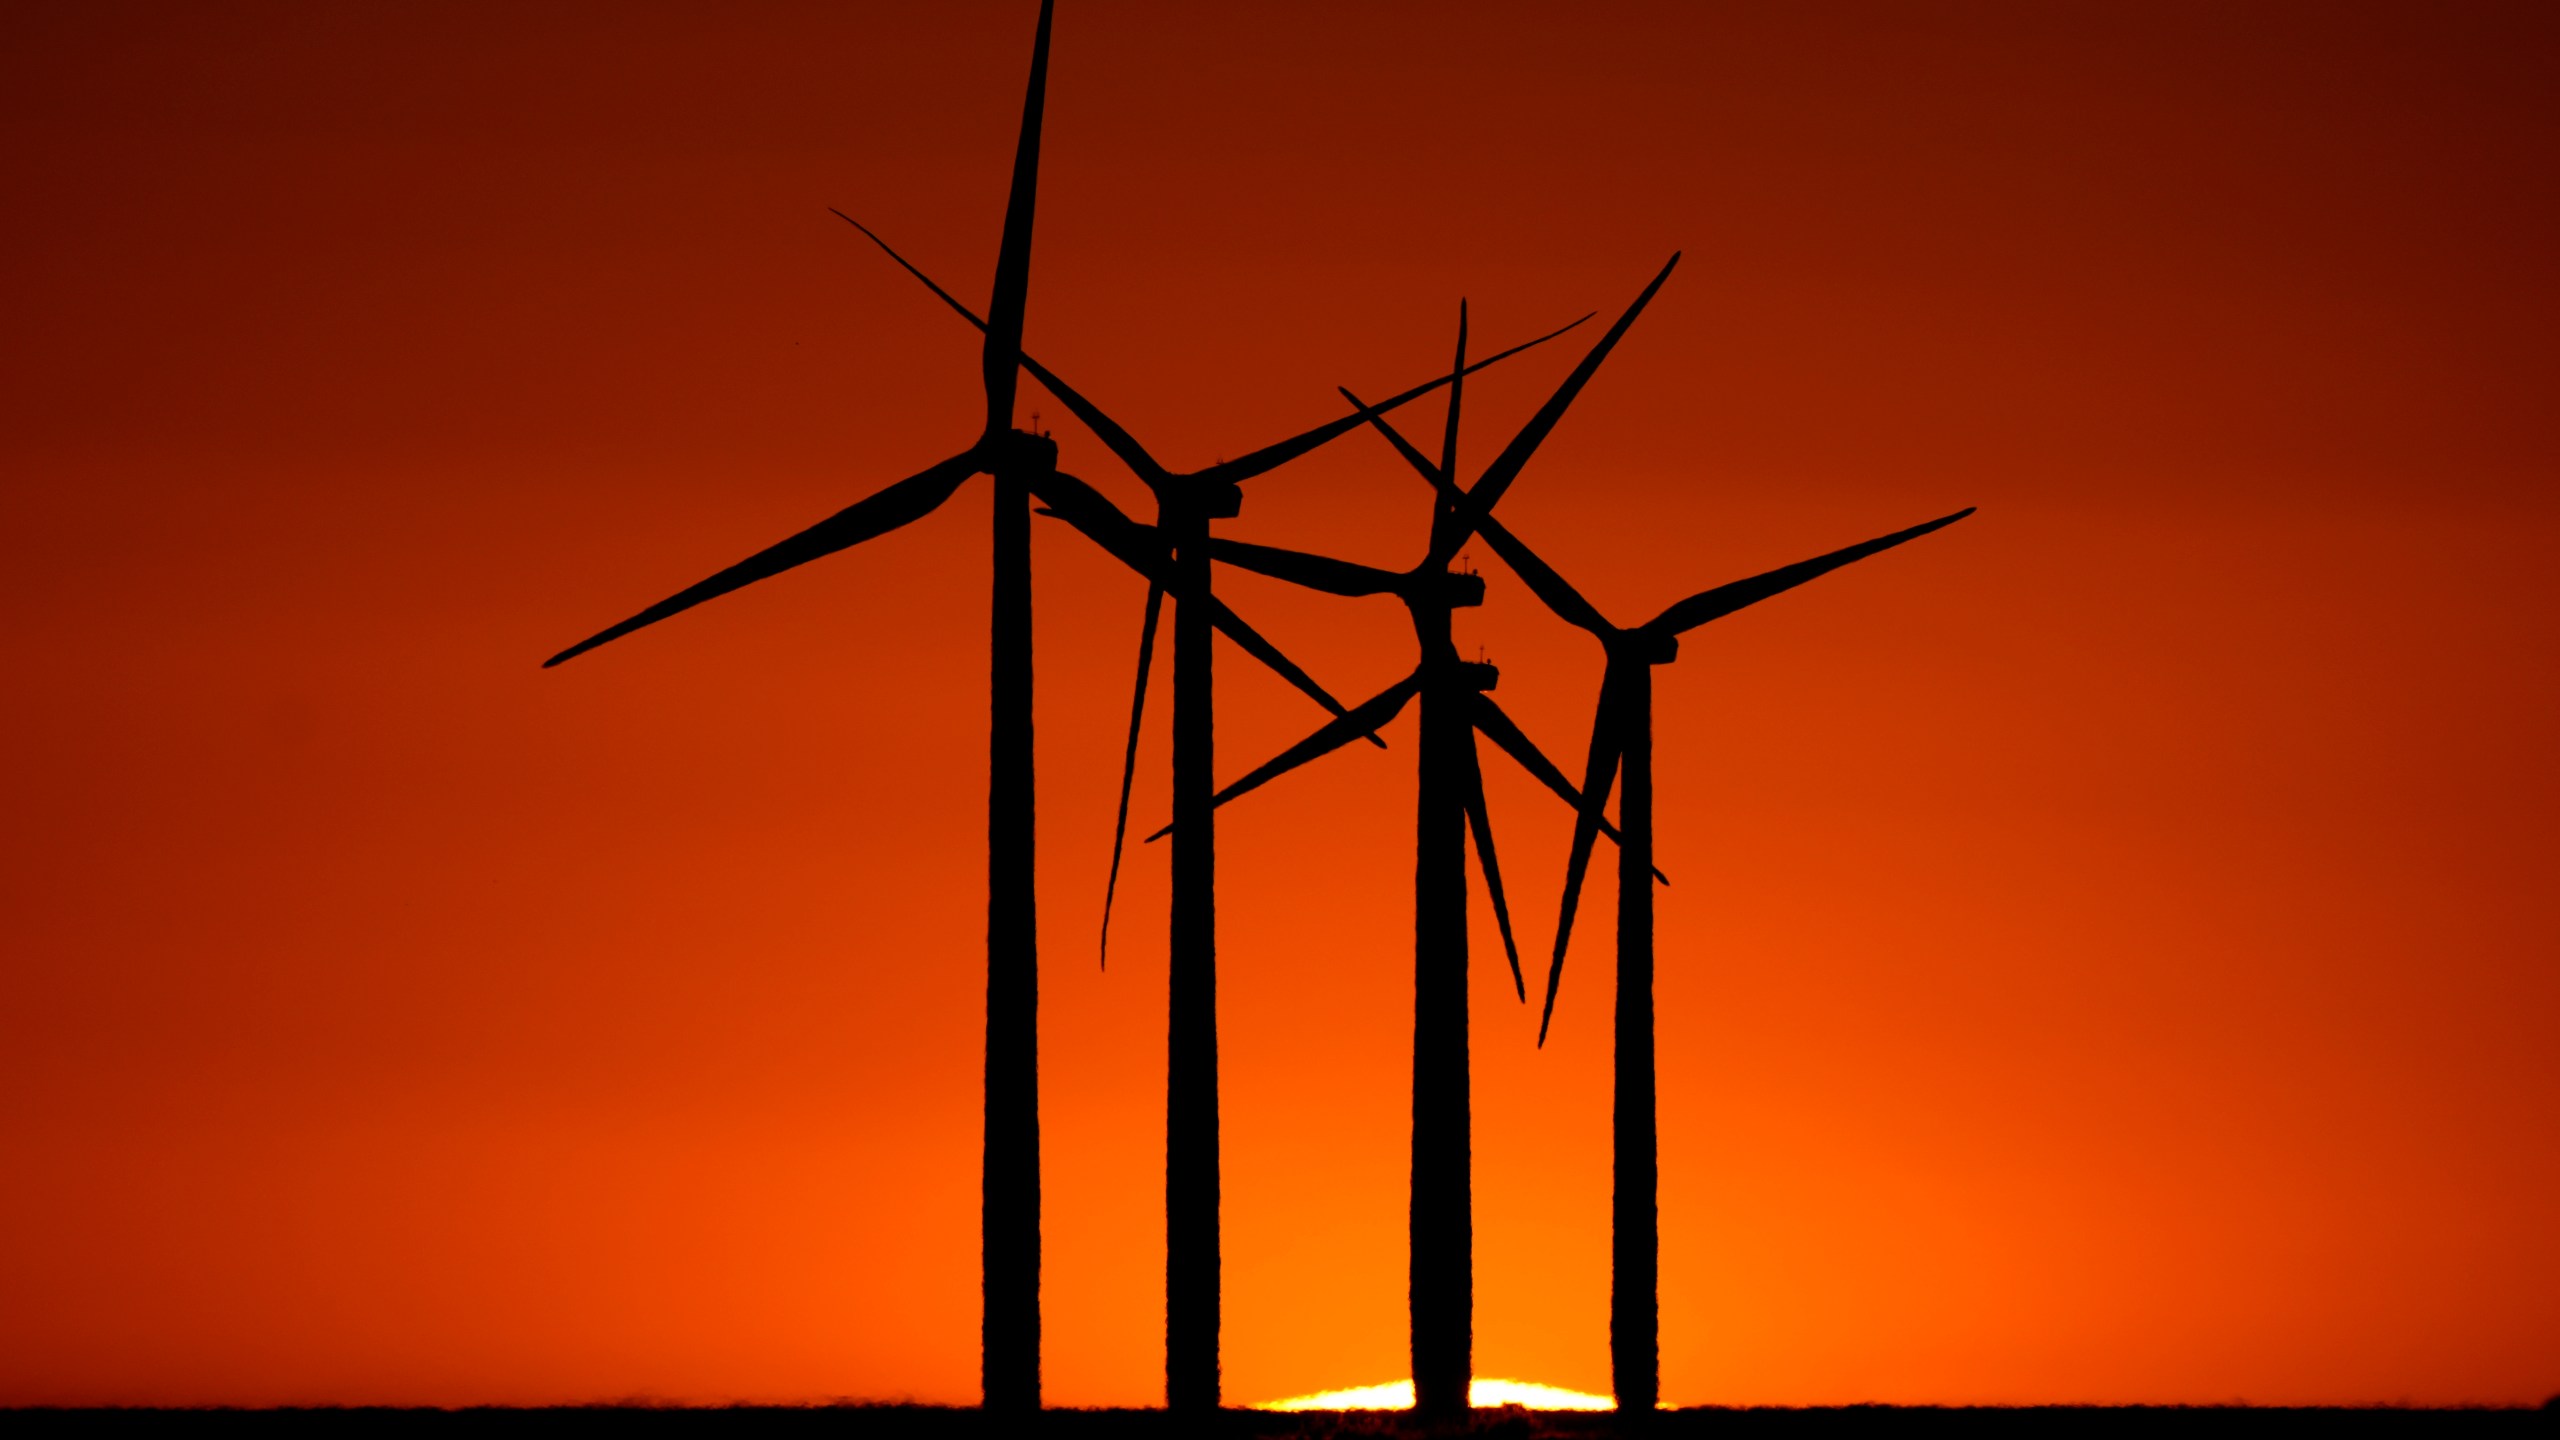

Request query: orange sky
[{"left": 3, "top": 0, "right": 2555, "bottom": 1410}]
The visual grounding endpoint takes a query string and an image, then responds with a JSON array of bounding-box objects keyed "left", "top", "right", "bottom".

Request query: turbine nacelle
[
  {"left": 988, "top": 427, "right": 1061, "bottom": 476},
  {"left": 1142, "top": 474, "right": 1244, "bottom": 522},
  {"left": 1398, "top": 571, "right": 1485, "bottom": 630},
  {"left": 1629, "top": 630, "right": 1678, "bottom": 665},
  {"left": 1197, "top": 479, "right": 1246, "bottom": 521},
  {"left": 1455, "top": 658, "right": 1498, "bottom": 692}
]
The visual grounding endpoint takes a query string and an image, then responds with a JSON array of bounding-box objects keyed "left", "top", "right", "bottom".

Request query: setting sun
[{"left": 1258, "top": 1379, "right": 1615, "bottom": 1412}]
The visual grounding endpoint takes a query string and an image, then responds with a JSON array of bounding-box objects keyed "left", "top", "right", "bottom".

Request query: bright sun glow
[{"left": 1256, "top": 1377, "right": 1615, "bottom": 1411}]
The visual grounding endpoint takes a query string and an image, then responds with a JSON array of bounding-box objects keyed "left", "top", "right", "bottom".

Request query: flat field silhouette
[{"left": 6, "top": 1404, "right": 2550, "bottom": 1436}]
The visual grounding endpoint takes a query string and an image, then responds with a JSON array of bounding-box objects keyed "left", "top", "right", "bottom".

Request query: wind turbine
[
  {"left": 1401, "top": 475, "right": 1973, "bottom": 1411},
  {"left": 1169, "top": 257, "right": 1681, "bottom": 1417},
  {"left": 542, "top": 0, "right": 1367, "bottom": 1410},
  {"left": 824, "top": 222, "right": 1579, "bottom": 1410}
]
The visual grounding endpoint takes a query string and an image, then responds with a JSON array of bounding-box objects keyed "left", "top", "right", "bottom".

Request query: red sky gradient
[{"left": 3, "top": 0, "right": 2555, "bottom": 1410}]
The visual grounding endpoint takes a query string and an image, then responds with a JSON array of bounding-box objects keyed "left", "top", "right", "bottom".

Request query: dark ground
[{"left": 5, "top": 1405, "right": 2554, "bottom": 1435}]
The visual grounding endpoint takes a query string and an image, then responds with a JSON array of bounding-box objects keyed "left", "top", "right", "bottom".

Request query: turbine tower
[{"left": 541, "top": 3, "right": 1067, "bottom": 1406}]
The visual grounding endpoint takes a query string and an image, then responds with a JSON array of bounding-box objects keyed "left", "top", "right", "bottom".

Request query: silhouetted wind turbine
[
  {"left": 826, "top": 222, "right": 1580, "bottom": 1412},
  {"left": 531, "top": 0, "right": 1358, "bottom": 1411},
  {"left": 1169, "top": 258, "right": 1681, "bottom": 1417},
  {"left": 1435, "top": 492, "right": 1974, "bottom": 1412}
]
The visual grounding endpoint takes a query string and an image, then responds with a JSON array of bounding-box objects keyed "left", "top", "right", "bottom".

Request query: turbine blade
[
  {"left": 1461, "top": 728, "right": 1526, "bottom": 1002},
  {"left": 981, "top": 0, "right": 1054, "bottom": 437},
  {"left": 1470, "top": 691, "right": 1663, "bottom": 881},
  {"left": 1646, "top": 507, "right": 1978, "bottom": 637},
  {"left": 1203, "top": 593, "right": 1390, "bottom": 749},
  {"left": 1471, "top": 508, "right": 1613, "bottom": 637},
  {"left": 1146, "top": 672, "right": 1423, "bottom": 841},
  {"left": 833, "top": 211, "right": 1172, "bottom": 486},
  {"left": 1540, "top": 671, "right": 1627, "bottom": 1045},
  {"left": 1195, "top": 313, "right": 1591, "bottom": 489},
  {"left": 1023, "top": 466, "right": 1166, "bottom": 578},
  {"left": 1339, "top": 384, "right": 1446, "bottom": 485},
  {"left": 543, "top": 450, "right": 980, "bottom": 668},
  {"left": 1208, "top": 537, "right": 1405, "bottom": 597},
  {"left": 1098, "top": 581, "right": 1164, "bottom": 969},
  {"left": 1427, "top": 300, "right": 1469, "bottom": 561},
  {"left": 1431, "top": 253, "right": 1681, "bottom": 568}
]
